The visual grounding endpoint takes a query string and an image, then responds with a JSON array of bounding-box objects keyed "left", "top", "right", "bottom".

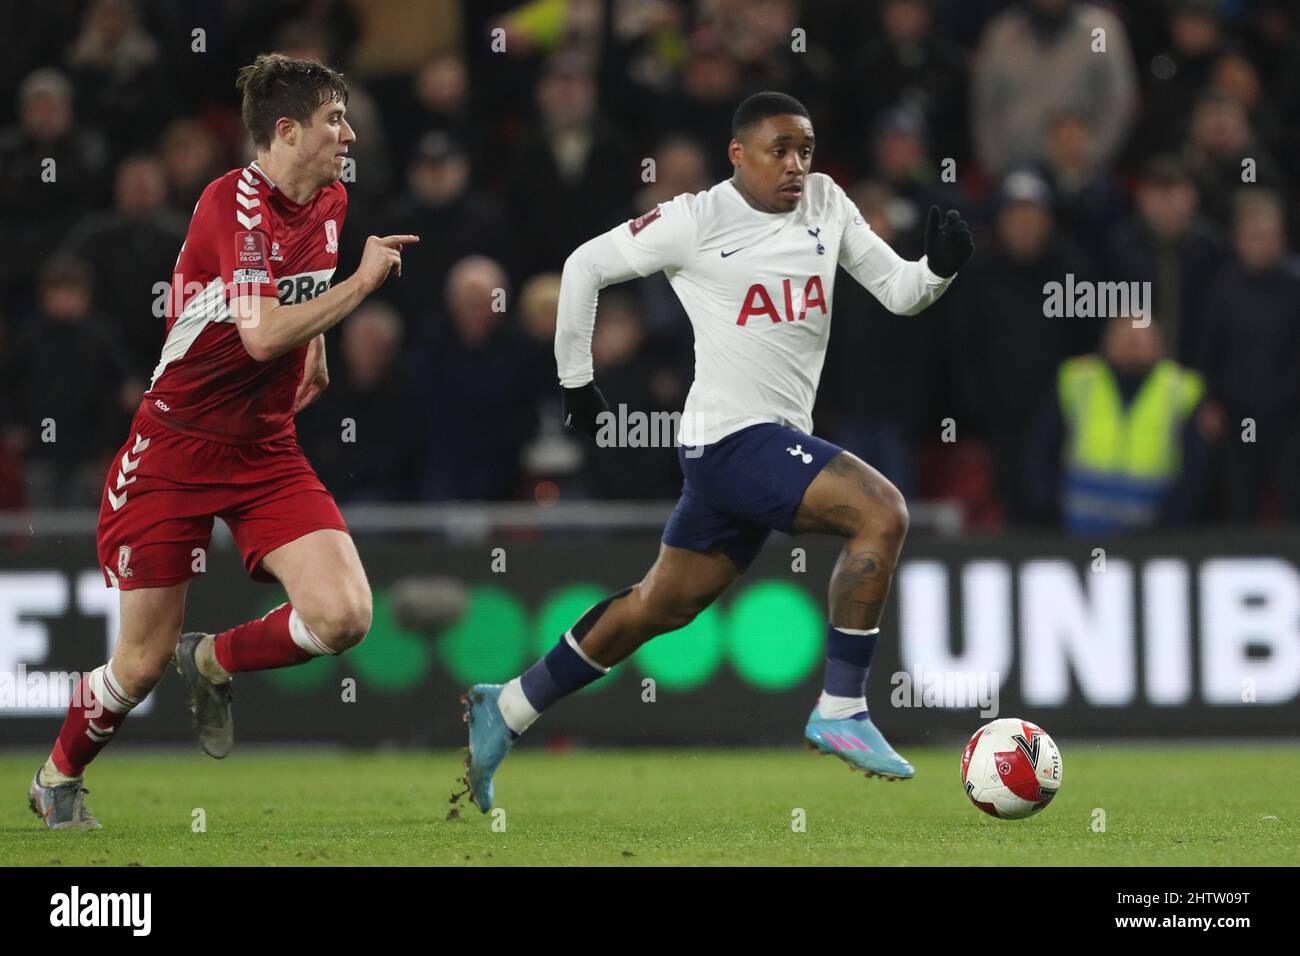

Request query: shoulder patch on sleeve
[
  {"left": 628, "top": 206, "right": 663, "bottom": 236},
  {"left": 233, "top": 231, "right": 270, "bottom": 284}
]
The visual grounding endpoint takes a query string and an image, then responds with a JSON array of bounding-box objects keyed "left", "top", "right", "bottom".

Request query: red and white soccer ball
[{"left": 960, "top": 718, "right": 1063, "bottom": 820}]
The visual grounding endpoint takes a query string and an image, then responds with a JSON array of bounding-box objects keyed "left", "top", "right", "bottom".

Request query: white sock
[
  {"left": 40, "top": 759, "right": 80, "bottom": 786},
  {"left": 196, "top": 634, "right": 231, "bottom": 683},
  {"left": 818, "top": 690, "right": 867, "bottom": 720},
  {"left": 288, "top": 607, "right": 335, "bottom": 656},
  {"left": 497, "top": 678, "right": 539, "bottom": 735}
]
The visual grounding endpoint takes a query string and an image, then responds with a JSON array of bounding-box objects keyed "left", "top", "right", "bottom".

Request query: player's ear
[{"left": 728, "top": 137, "right": 742, "bottom": 168}]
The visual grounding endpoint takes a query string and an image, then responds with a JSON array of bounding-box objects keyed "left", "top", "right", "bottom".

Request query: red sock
[
  {"left": 51, "top": 662, "right": 139, "bottom": 777},
  {"left": 213, "top": 602, "right": 333, "bottom": 673}
]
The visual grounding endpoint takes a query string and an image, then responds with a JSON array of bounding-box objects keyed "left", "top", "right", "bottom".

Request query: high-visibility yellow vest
[{"left": 1058, "top": 356, "right": 1203, "bottom": 532}]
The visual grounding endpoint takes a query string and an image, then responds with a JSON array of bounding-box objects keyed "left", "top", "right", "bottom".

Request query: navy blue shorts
[{"left": 663, "top": 423, "right": 844, "bottom": 572}]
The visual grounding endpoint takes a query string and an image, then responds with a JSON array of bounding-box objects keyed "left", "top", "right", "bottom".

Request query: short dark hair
[
  {"left": 731, "top": 91, "right": 810, "bottom": 139},
  {"left": 236, "top": 53, "right": 349, "bottom": 149}
]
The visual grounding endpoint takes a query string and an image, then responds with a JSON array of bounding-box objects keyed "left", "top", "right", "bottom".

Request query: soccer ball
[{"left": 960, "top": 718, "right": 1062, "bottom": 820}]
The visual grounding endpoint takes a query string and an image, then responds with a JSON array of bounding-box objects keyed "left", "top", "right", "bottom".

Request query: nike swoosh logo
[{"left": 720, "top": 248, "right": 744, "bottom": 258}]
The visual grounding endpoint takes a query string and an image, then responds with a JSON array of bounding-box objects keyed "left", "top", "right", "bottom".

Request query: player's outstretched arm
[
  {"left": 840, "top": 204, "right": 972, "bottom": 316},
  {"left": 232, "top": 234, "right": 419, "bottom": 362},
  {"left": 554, "top": 231, "right": 642, "bottom": 440}
]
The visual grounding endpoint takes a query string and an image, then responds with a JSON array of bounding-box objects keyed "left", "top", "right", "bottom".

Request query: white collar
[{"left": 249, "top": 160, "right": 277, "bottom": 190}]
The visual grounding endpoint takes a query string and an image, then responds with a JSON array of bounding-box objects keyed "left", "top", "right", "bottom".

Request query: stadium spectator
[
  {"left": 374, "top": 53, "right": 482, "bottom": 176},
  {"left": 415, "top": 256, "right": 538, "bottom": 501},
  {"left": 1207, "top": 49, "right": 1283, "bottom": 159},
  {"left": 847, "top": 0, "right": 967, "bottom": 167},
  {"left": 971, "top": 0, "right": 1137, "bottom": 177},
  {"left": 296, "top": 303, "right": 422, "bottom": 503},
  {"left": 65, "top": 0, "right": 177, "bottom": 160},
  {"left": 366, "top": 130, "right": 518, "bottom": 336},
  {"left": 1105, "top": 156, "right": 1225, "bottom": 370},
  {"left": 1182, "top": 92, "right": 1285, "bottom": 228},
  {"left": 1199, "top": 190, "right": 1300, "bottom": 522},
  {"left": 635, "top": 133, "right": 709, "bottom": 211},
  {"left": 517, "top": 271, "right": 566, "bottom": 411},
  {"left": 653, "top": 29, "right": 746, "bottom": 181},
  {"left": 868, "top": 105, "right": 963, "bottom": 247},
  {"left": 1024, "top": 316, "right": 1211, "bottom": 533},
  {"left": 1242, "top": 0, "right": 1299, "bottom": 91},
  {"left": 1038, "top": 110, "right": 1128, "bottom": 266},
  {"left": 158, "top": 118, "right": 222, "bottom": 212},
  {"left": 949, "top": 169, "right": 1098, "bottom": 523},
  {"left": 57, "top": 153, "right": 188, "bottom": 378},
  {"left": 0, "top": 68, "right": 109, "bottom": 311},
  {"left": 708, "top": 0, "right": 821, "bottom": 112},
  {"left": 631, "top": 134, "right": 707, "bottom": 340},
  {"left": 515, "top": 271, "right": 587, "bottom": 498},
  {"left": 1136, "top": 0, "right": 1225, "bottom": 155},
  {"left": 1272, "top": 4, "right": 1300, "bottom": 194},
  {"left": 0, "top": 258, "right": 138, "bottom": 509},
  {"left": 506, "top": 53, "right": 633, "bottom": 276}
]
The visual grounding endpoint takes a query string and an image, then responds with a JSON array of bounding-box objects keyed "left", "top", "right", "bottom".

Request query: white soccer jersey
[{"left": 555, "top": 172, "right": 953, "bottom": 446}]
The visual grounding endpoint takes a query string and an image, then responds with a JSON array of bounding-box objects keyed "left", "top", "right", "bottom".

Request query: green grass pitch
[{"left": 2, "top": 745, "right": 1297, "bottom": 866}]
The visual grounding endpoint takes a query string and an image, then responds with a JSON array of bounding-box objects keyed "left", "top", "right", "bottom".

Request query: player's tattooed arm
[{"left": 233, "top": 234, "right": 418, "bottom": 362}]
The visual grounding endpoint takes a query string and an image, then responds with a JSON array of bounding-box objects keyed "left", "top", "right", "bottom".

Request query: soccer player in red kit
[{"left": 28, "top": 54, "right": 419, "bottom": 829}]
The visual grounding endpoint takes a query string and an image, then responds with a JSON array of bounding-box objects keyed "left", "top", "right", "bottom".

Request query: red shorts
[{"left": 96, "top": 408, "right": 349, "bottom": 590}]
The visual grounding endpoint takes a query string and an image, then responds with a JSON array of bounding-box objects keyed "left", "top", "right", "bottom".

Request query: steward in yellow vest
[{"left": 1054, "top": 319, "right": 1205, "bottom": 533}]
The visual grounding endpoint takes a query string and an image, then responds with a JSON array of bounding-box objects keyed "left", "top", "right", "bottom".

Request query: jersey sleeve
[
  {"left": 211, "top": 180, "right": 279, "bottom": 301},
  {"left": 608, "top": 193, "right": 700, "bottom": 277},
  {"left": 833, "top": 181, "right": 951, "bottom": 316},
  {"left": 554, "top": 231, "right": 642, "bottom": 387}
]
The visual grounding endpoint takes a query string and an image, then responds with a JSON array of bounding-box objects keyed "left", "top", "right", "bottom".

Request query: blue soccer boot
[{"left": 804, "top": 705, "right": 915, "bottom": 780}]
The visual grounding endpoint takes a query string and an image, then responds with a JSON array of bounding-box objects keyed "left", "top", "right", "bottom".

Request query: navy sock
[
  {"left": 519, "top": 637, "right": 605, "bottom": 710},
  {"left": 823, "top": 624, "right": 880, "bottom": 699},
  {"left": 518, "top": 588, "right": 630, "bottom": 712}
]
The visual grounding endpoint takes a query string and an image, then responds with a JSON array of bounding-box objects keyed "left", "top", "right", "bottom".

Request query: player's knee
[
  {"left": 111, "top": 647, "right": 171, "bottom": 697},
  {"left": 334, "top": 593, "right": 373, "bottom": 652},
  {"left": 861, "top": 480, "right": 909, "bottom": 546},
  {"left": 308, "top": 589, "right": 372, "bottom": 653}
]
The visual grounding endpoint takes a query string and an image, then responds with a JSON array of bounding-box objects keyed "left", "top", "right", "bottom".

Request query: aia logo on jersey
[
  {"left": 628, "top": 207, "right": 662, "bottom": 237},
  {"left": 736, "top": 276, "right": 827, "bottom": 325},
  {"left": 324, "top": 219, "right": 338, "bottom": 254}
]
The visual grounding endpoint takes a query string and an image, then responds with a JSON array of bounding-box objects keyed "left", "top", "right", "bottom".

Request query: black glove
[
  {"left": 924, "top": 205, "right": 974, "bottom": 278},
  {"left": 561, "top": 382, "right": 610, "bottom": 442}
]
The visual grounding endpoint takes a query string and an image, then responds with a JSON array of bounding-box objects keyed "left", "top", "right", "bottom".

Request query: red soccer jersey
[{"left": 143, "top": 160, "right": 347, "bottom": 443}]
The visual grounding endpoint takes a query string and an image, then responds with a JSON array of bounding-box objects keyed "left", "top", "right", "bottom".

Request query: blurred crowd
[{"left": 2, "top": 0, "right": 1299, "bottom": 532}]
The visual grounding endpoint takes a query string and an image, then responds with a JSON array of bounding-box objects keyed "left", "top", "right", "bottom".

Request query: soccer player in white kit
[{"left": 462, "top": 92, "right": 973, "bottom": 811}]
